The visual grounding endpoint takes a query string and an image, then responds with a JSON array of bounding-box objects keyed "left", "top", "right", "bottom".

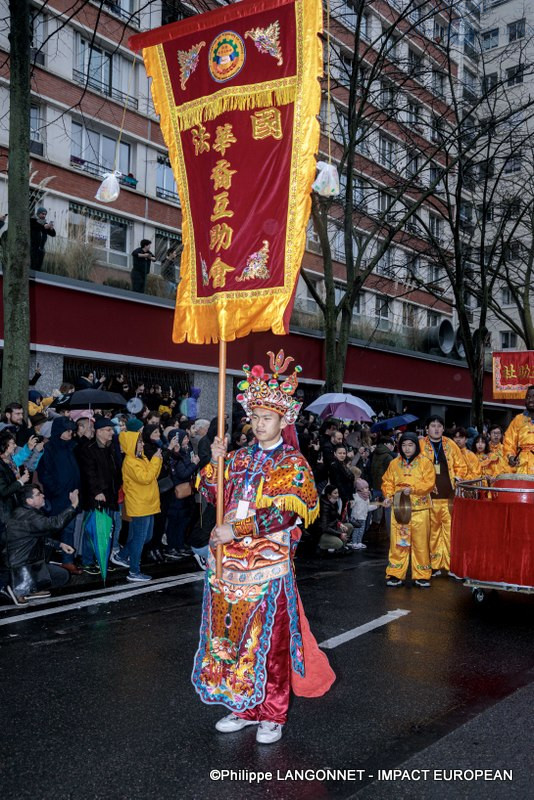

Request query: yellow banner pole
[{"left": 215, "top": 339, "right": 227, "bottom": 579}]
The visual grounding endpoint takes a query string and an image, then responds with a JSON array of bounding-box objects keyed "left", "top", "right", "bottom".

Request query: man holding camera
[
  {"left": 131, "top": 238, "right": 156, "bottom": 293},
  {"left": 30, "top": 207, "right": 56, "bottom": 271},
  {"left": 3, "top": 486, "right": 79, "bottom": 606}
]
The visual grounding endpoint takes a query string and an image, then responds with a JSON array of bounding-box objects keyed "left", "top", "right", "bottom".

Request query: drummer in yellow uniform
[
  {"left": 503, "top": 386, "right": 534, "bottom": 475},
  {"left": 472, "top": 434, "right": 507, "bottom": 479},
  {"left": 420, "top": 416, "right": 467, "bottom": 576},
  {"left": 453, "top": 427, "right": 482, "bottom": 479},
  {"left": 382, "top": 432, "right": 435, "bottom": 589}
]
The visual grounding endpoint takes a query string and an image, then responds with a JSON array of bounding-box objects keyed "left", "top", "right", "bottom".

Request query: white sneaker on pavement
[
  {"left": 256, "top": 721, "right": 283, "bottom": 744},
  {"left": 215, "top": 713, "right": 259, "bottom": 733}
]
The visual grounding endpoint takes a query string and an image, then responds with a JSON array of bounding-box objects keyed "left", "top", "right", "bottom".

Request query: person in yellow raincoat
[
  {"left": 472, "top": 434, "right": 507, "bottom": 479},
  {"left": 110, "top": 421, "right": 162, "bottom": 582},
  {"left": 503, "top": 386, "right": 534, "bottom": 475},
  {"left": 419, "top": 416, "right": 467, "bottom": 575},
  {"left": 453, "top": 427, "right": 482, "bottom": 480},
  {"left": 382, "top": 432, "right": 435, "bottom": 588}
]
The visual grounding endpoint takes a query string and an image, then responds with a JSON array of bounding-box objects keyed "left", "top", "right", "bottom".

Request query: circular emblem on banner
[{"left": 209, "top": 31, "right": 246, "bottom": 83}]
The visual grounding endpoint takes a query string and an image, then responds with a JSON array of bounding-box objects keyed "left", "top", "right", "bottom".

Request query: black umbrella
[{"left": 65, "top": 389, "right": 127, "bottom": 410}]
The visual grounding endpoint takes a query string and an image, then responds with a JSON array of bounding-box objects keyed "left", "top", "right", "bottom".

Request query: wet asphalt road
[{"left": 1, "top": 543, "right": 533, "bottom": 800}]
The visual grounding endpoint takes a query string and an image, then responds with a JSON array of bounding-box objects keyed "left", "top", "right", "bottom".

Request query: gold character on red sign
[
  {"left": 192, "top": 124, "right": 211, "bottom": 156},
  {"left": 211, "top": 192, "right": 234, "bottom": 222},
  {"left": 251, "top": 108, "right": 283, "bottom": 140},
  {"left": 211, "top": 159, "right": 237, "bottom": 191},
  {"left": 214, "top": 124, "right": 237, "bottom": 156},
  {"left": 209, "top": 223, "right": 233, "bottom": 253}
]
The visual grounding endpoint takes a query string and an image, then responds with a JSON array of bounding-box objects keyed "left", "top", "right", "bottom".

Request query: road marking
[
  {"left": 319, "top": 609, "right": 411, "bottom": 649},
  {"left": 0, "top": 573, "right": 204, "bottom": 626}
]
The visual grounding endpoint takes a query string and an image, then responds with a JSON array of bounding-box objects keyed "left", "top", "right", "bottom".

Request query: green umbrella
[{"left": 84, "top": 509, "right": 113, "bottom": 582}]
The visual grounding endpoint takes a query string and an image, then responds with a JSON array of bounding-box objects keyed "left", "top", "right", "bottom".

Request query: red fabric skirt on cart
[{"left": 450, "top": 496, "right": 534, "bottom": 587}]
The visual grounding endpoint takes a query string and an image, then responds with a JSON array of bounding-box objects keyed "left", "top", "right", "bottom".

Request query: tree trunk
[{"left": 2, "top": 1, "right": 31, "bottom": 407}]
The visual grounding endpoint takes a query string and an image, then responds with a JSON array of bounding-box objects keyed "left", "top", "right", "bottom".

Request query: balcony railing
[
  {"left": 102, "top": 1, "right": 140, "bottom": 27},
  {"left": 70, "top": 155, "right": 137, "bottom": 188},
  {"left": 156, "top": 186, "right": 180, "bottom": 203},
  {"left": 72, "top": 69, "right": 138, "bottom": 110}
]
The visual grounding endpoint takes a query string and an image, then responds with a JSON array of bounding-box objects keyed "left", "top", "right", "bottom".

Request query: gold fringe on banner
[{"left": 176, "top": 83, "right": 297, "bottom": 131}]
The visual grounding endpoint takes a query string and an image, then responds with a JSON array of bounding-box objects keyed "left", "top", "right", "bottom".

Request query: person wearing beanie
[
  {"left": 30, "top": 206, "right": 56, "bottom": 270},
  {"left": 381, "top": 432, "right": 435, "bottom": 588},
  {"left": 110, "top": 428, "right": 162, "bottom": 582},
  {"left": 126, "top": 418, "right": 144, "bottom": 432},
  {"left": 37, "top": 416, "right": 82, "bottom": 575}
]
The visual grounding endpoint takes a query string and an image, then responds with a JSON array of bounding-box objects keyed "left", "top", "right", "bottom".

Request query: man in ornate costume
[
  {"left": 192, "top": 351, "right": 335, "bottom": 744},
  {"left": 419, "top": 416, "right": 467, "bottom": 575},
  {"left": 503, "top": 386, "right": 534, "bottom": 475}
]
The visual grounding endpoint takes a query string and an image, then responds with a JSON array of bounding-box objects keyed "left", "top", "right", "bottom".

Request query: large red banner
[{"left": 130, "top": 0, "right": 322, "bottom": 344}]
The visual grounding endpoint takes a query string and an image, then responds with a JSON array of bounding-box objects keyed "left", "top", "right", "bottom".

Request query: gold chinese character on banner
[
  {"left": 211, "top": 191, "right": 234, "bottom": 222},
  {"left": 214, "top": 124, "right": 237, "bottom": 156},
  {"left": 191, "top": 124, "right": 211, "bottom": 155},
  {"left": 503, "top": 363, "right": 517, "bottom": 380},
  {"left": 211, "top": 159, "right": 237, "bottom": 191},
  {"left": 209, "top": 223, "right": 233, "bottom": 252},
  {"left": 518, "top": 365, "right": 533, "bottom": 378},
  {"left": 251, "top": 108, "right": 283, "bottom": 140},
  {"left": 209, "top": 256, "right": 235, "bottom": 288}
]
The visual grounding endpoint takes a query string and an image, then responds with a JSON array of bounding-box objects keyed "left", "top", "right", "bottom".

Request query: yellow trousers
[
  {"left": 429, "top": 499, "right": 451, "bottom": 571},
  {"left": 386, "top": 509, "right": 431, "bottom": 580}
]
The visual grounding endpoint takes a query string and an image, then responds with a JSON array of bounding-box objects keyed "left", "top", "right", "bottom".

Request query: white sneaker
[
  {"left": 256, "top": 721, "right": 283, "bottom": 744},
  {"left": 215, "top": 713, "right": 259, "bottom": 733}
]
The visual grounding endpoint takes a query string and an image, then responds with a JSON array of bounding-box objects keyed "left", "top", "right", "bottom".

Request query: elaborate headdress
[{"left": 236, "top": 350, "right": 302, "bottom": 423}]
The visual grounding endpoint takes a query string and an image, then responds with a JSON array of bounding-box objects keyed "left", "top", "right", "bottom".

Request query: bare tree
[{"left": 303, "top": 0, "right": 534, "bottom": 427}]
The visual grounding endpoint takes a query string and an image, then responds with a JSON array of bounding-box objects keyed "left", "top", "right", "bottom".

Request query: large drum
[{"left": 492, "top": 473, "right": 534, "bottom": 504}]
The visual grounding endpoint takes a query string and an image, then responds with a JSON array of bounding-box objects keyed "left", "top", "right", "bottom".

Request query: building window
[
  {"left": 306, "top": 220, "right": 321, "bottom": 254},
  {"left": 406, "top": 101, "right": 422, "bottom": 127},
  {"left": 428, "top": 263, "right": 442, "bottom": 285},
  {"left": 378, "top": 81, "right": 396, "bottom": 110},
  {"left": 432, "top": 70, "right": 445, "bottom": 98},
  {"left": 429, "top": 164, "right": 445, "bottom": 192},
  {"left": 482, "top": 72, "right": 498, "bottom": 93},
  {"left": 75, "top": 38, "right": 138, "bottom": 110},
  {"left": 508, "top": 19, "right": 525, "bottom": 42},
  {"left": 161, "top": 0, "right": 196, "bottom": 26},
  {"left": 482, "top": 29, "right": 499, "bottom": 50},
  {"left": 378, "top": 190, "right": 395, "bottom": 220},
  {"left": 378, "top": 135, "right": 395, "bottom": 168},
  {"left": 377, "top": 247, "right": 396, "bottom": 277},
  {"left": 30, "top": 10, "right": 46, "bottom": 66},
  {"left": 501, "top": 287, "right": 512, "bottom": 305},
  {"left": 433, "top": 20, "right": 445, "bottom": 41},
  {"left": 354, "top": 176, "right": 367, "bottom": 209},
  {"left": 71, "top": 121, "right": 131, "bottom": 176},
  {"left": 155, "top": 228, "right": 182, "bottom": 263},
  {"left": 500, "top": 331, "right": 517, "bottom": 349},
  {"left": 355, "top": 124, "right": 370, "bottom": 155},
  {"left": 156, "top": 155, "right": 179, "bottom": 202},
  {"left": 408, "top": 48, "right": 424, "bottom": 79},
  {"left": 402, "top": 303, "right": 417, "bottom": 328},
  {"left": 103, "top": 1, "right": 140, "bottom": 26},
  {"left": 429, "top": 214, "right": 443, "bottom": 243},
  {"left": 504, "top": 152, "right": 522, "bottom": 173},
  {"left": 332, "top": 48, "right": 352, "bottom": 86},
  {"left": 464, "top": 68, "right": 478, "bottom": 98},
  {"left": 68, "top": 203, "right": 131, "bottom": 267},
  {"left": 329, "top": 223, "right": 345, "bottom": 261},
  {"left": 29, "top": 105, "right": 43, "bottom": 156},
  {"left": 406, "top": 149, "right": 419, "bottom": 179},
  {"left": 506, "top": 65, "right": 524, "bottom": 86},
  {"left": 375, "top": 294, "right": 390, "bottom": 325},
  {"left": 427, "top": 310, "right": 440, "bottom": 327},
  {"left": 477, "top": 202, "right": 494, "bottom": 222}
]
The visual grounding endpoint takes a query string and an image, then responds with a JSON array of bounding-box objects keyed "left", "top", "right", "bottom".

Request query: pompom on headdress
[{"left": 236, "top": 350, "right": 302, "bottom": 424}]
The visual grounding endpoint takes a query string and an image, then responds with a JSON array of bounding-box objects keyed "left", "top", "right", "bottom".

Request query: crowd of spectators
[{"left": 0, "top": 364, "right": 509, "bottom": 606}]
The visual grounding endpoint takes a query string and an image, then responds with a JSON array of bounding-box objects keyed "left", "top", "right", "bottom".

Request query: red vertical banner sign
[
  {"left": 130, "top": 0, "right": 322, "bottom": 344},
  {"left": 493, "top": 351, "right": 534, "bottom": 399}
]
